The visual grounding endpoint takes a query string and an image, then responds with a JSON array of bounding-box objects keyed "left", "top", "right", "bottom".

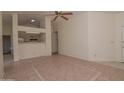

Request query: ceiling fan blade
[
  {"left": 53, "top": 16, "right": 58, "bottom": 21},
  {"left": 62, "top": 12, "right": 73, "bottom": 15},
  {"left": 61, "top": 16, "right": 68, "bottom": 20}
]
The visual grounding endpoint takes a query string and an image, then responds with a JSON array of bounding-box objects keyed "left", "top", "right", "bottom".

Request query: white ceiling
[
  {"left": 2, "top": 11, "right": 123, "bottom": 25},
  {"left": 2, "top": 11, "right": 54, "bottom": 25},
  {"left": 2, "top": 11, "right": 75, "bottom": 25},
  {"left": 3, "top": 11, "right": 72, "bottom": 24}
]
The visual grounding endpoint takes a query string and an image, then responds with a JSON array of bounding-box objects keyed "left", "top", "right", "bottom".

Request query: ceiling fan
[{"left": 46, "top": 11, "right": 73, "bottom": 21}]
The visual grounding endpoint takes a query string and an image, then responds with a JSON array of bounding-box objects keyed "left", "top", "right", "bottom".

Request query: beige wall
[
  {"left": 115, "top": 13, "right": 124, "bottom": 62},
  {"left": 0, "top": 12, "right": 4, "bottom": 79},
  {"left": 54, "top": 12, "right": 89, "bottom": 60},
  {"left": 53, "top": 12, "right": 116, "bottom": 62},
  {"left": 88, "top": 12, "right": 116, "bottom": 62}
]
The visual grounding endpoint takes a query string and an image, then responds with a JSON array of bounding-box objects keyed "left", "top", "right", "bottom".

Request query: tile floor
[
  {"left": 98, "top": 62, "right": 124, "bottom": 70},
  {"left": 4, "top": 55, "right": 124, "bottom": 81},
  {"left": 3, "top": 54, "right": 13, "bottom": 63}
]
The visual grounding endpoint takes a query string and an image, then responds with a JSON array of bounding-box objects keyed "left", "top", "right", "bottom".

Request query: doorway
[
  {"left": 2, "top": 13, "right": 13, "bottom": 63},
  {"left": 52, "top": 31, "right": 58, "bottom": 55},
  {"left": 3, "top": 36, "right": 11, "bottom": 54},
  {"left": 2, "top": 35, "right": 13, "bottom": 63}
]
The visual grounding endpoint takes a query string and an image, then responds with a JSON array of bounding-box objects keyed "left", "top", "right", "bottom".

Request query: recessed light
[{"left": 31, "top": 19, "right": 35, "bottom": 23}]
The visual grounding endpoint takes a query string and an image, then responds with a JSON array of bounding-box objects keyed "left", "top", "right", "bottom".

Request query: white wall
[
  {"left": 18, "top": 26, "right": 46, "bottom": 59},
  {"left": 19, "top": 43, "right": 45, "bottom": 59},
  {"left": 115, "top": 13, "right": 124, "bottom": 62},
  {"left": 12, "top": 14, "right": 19, "bottom": 61},
  {"left": 45, "top": 17, "right": 52, "bottom": 56},
  {"left": 12, "top": 14, "right": 52, "bottom": 60},
  {"left": 0, "top": 12, "right": 4, "bottom": 79},
  {"left": 54, "top": 12, "right": 89, "bottom": 60},
  {"left": 3, "top": 24, "right": 12, "bottom": 36},
  {"left": 88, "top": 12, "right": 116, "bottom": 62},
  {"left": 53, "top": 12, "right": 116, "bottom": 62}
]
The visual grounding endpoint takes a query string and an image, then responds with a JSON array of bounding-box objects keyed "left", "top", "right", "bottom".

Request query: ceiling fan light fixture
[{"left": 31, "top": 19, "right": 36, "bottom": 23}]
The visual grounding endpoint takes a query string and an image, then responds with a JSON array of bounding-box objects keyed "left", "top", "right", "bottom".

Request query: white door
[{"left": 0, "top": 12, "right": 3, "bottom": 79}]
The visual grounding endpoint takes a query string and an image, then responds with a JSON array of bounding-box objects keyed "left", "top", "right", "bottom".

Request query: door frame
[
  {"left": 121, "top": 27, "right": 124, "bottom": 62},
  {"left": 0, "top": 12, "right": 4, "bottom": 79}
]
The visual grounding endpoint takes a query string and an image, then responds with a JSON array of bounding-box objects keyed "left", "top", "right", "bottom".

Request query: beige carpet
[{"left": 4, "top": 55, "right": 124, "bottom": 81}]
